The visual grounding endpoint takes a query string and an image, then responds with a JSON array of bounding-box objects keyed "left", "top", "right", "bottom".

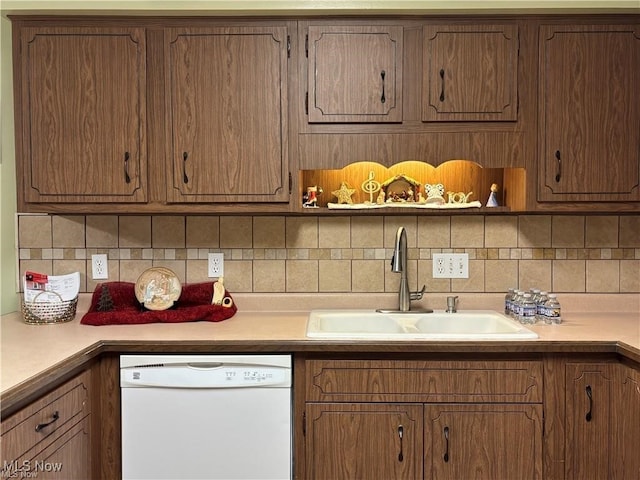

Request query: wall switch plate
[
  {"left": 208, "top": 253, "right": 224, "bottom": 278},
  {"left": 91, "top": 254, "right": 109, "bottom": 280},
  {"left": 432, "top": 253, "right": 469, "bottom": 278}
]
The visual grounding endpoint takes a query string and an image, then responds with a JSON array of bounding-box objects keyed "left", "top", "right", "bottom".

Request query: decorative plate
[{"left": 135, "top": 267, "right": 182, "bottom": 311}]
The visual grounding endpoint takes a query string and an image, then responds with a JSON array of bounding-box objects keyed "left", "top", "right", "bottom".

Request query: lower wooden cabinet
[
  {"left": 302, "top": 358, "right": 544, "bottom": 480},
  {"left": 565, "top": 362, "right": 640, "bottom": 480},
  {"left": 1, "top": 370, "right": 91, "bottom": 480}
]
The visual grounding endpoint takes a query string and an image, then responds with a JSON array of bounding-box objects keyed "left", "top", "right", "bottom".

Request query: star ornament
[{"left": 332, "top": 182, "right": 356, "bottom": 204}]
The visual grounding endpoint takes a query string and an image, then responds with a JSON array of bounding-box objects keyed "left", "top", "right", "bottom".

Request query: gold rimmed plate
[{"left": 135, "top": 267, "right": 182, "bottom": 311}]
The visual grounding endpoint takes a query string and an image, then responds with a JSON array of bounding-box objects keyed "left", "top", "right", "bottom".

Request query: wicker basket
[{"left": 22, "top": 291, "right": 78, "bottom": 325}]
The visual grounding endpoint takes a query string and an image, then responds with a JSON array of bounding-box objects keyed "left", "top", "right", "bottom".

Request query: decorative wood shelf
[{"left": 299, "top": 160, "right": 526, "bottom": 213}]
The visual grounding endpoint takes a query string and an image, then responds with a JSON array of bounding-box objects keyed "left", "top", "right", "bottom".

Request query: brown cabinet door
[
  {"left": 424, "top": 404, "right": 543, "bottom": 480},
  {"left": 305, "top": 403, "right": 422, "bottom": 480},
  {"left": 565, "top": 363, "right": 615, "bottom": 480},
  {"left": 18, "top": 26, "right": 147, "bottom": 203},
  {"left": 422, "top": 24, "right": 519, "bottom": 122},
  {"left": 612, "top": 363, "right": 640, "bottom": 480},
  {"left": 539, "top": 25, "right": 640, "bottom": 202},
  {"left": 165, "top": 26, "right": 290, "bottom": 203},
  {"left": 307, "top": 25, "right": 403, "bottom": 123}
]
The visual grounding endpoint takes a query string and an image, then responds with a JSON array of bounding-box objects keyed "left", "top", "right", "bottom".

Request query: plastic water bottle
[
  {"left": 536, "top": 291, "right": 548, "bottom": 323},
  {"left": 505, "top": 288, "right": 515, "bottom": 316},
  {"left": 544, "top": 294, "right": 562, "bottom": 324},
  {"left": 521, "top": 293, "right": 536, "bottom": 325},
  {"left": 511, "top": 290, "right": 523, "bottom": 319}
]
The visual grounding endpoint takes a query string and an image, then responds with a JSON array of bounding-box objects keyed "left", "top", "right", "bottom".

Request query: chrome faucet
[{"left": 378, "top": 227, "right": 432, "bottom": 313}]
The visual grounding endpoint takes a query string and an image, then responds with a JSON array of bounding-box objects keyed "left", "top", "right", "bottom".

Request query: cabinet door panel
[
  {"left": 539, "top": 25, "right": 640, "bottom": 201},
  {"left": 423, "top": 24, "right": 519, "bottom": 122},
  {"left": 613, "top": 364, "right": 640, "bottom": 479},
  {"left": 166, "top": 26, "right": 289, "bottom": 203},
  {"left": 20, "top": 27, "right": 146, "bottom": 203},
  {"left": 306, "top": 403, "right": 422, "bottom": 480},
  {"left": 425, "top": 404, "right": 543, "bottom": 480},
  {"left": 565, "top": 364, "right": 614, "bottom": 480},
  {"left": 308, "top": 25, "right": 403, "bottom": 123}
]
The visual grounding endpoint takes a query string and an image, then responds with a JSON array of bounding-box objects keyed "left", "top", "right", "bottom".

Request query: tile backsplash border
[{"left": 16, "top": 213, "right": 640, "bottom": 295}]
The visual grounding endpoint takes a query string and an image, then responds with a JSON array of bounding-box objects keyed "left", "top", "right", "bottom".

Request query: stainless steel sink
[{"left": 306, "top": 309, "right": 538, "bottom": 340}]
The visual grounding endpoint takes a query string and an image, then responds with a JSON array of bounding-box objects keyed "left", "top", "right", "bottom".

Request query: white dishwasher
[{"left": 120, "top": 354, "right": 292, "bottom": 480}]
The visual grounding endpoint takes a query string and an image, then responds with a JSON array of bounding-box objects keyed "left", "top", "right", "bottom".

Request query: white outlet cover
[
  {"left": 432, "top": 253, "right": 469, "bottom": 278},
  {"left": 91, "top": 254, "right": 108, "bottom": 280},
  {"left": 208, "top": 253, "right": 224, "bottom": 278}
]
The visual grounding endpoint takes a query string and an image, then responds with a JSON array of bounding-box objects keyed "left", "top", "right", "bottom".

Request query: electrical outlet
[
  {"left": 208, "top": 253, "right": 224, "bottom": 278},
  {"left": 91, "top": 254, "right": 109, "bottom": 280},
  {"left": 432, "top": 253, "right": 469, "bottom": 278}
]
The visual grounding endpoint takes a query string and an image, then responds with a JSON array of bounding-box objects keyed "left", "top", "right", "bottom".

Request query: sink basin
[{"left": 306, "top": 309, "right": 538, "bottom": 340}]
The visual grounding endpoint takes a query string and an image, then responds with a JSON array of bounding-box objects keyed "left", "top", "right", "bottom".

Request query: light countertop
[{"left": 2, "top": 293, "right": 639, "bottom": 402}]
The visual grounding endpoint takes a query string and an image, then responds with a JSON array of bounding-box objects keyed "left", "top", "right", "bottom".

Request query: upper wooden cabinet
[
  {"left": 422, "top": 24, "right": 519, "bottom": 122},
  {"left": 306, "top": 25, "right": 403, "bottom": 123},
  {"left": 164, "top": 26, "right": 290, "bottom": 203},
  {"left": 14, "top": 25, "right": 147, "bottom": 204},
  {"left": 538, "top": 25, "right": 640, "bottom": 203}
]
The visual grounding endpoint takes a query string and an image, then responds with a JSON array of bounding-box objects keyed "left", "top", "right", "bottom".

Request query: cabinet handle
[
  {"left": 182, "top": 152, "right": 189, "bottom": 184},
  {"left": 585, "top": 385, "right": 593, "bottom": 422},
  {"left": 397, "top": 425, "right": 404, "bottom": 462},
  {"left": 35, "top": 411, "right": 59, "bottom": 432},
  {"left": 439, "top": 69, "right": 445, "bottom": 102},
  {"left": 555, "top": 150, "right": 562, "bottom": 182},
  {"left": 380, "top": 70, "right": 386, "bottom": 104},
  {"left": 443, "top": 426, "right": 450, "bottom": 462},
  {"left": 124, "top": 152, "right": 131, "bottom": 184}
]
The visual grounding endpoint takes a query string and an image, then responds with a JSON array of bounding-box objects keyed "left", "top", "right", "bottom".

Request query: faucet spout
[{"left": 381, "top": 226, "right": 432, "bottom": 313}]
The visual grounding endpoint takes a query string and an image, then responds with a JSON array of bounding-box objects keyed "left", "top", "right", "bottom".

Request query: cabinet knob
[
  {"left": 35, "top": 410, "right": 59, "bottom": 432},
  {"left": 585, "top": 384, "right": 593, "bottom": 422},
  {"left": 555, "top": 150, "right": 562, "bottom": 182},
  {"left": 443, "top": 426, "right": 450, "bottom": 462},
  {"left": 380, "top": 70, "right": 386, "bottom": 104},
  {"left": 439, "top": 69, "right": 446, "bottom": 102},
  {"left": 182, "top": 152, "right": 189, "bottom": 184},
  {"left": 124, "top": 152, "right": 131, "bottom": 184}
]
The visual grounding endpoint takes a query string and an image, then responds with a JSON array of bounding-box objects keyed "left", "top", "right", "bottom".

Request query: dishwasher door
[{"left": 120, "top": 354, "right": 292, "bottom": 480}]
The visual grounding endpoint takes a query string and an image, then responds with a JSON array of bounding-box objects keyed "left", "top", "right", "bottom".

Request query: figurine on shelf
[
  {"left": 361, "top": 171, "right": 381, "bottom": 204},
  {"left": 331, "top": 182, "right": 356, "bottom": 204},
  {"left": 376, "top": 189, "right": 386, "bottom": 204},
  {"left": 303, "top": 185, "right": 323, "bottom": 208},
  {"left": 425, "top": 183, "right": 445, "bottom": 205},
  {"left": 486, "top": 183, "right": 500, "bottom": 207}
]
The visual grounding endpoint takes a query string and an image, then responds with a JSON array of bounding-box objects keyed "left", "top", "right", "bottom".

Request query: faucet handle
[{"left": 410, "top": 285, "right": 426, "bottom": 301}]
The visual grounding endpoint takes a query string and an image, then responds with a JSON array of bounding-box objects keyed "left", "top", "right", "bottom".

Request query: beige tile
[
  {"left": 223, "top": 260, "right": 253, "bottom": 293},
  {"left": 152, "top": 216, "right": 185, "bottom": 248},
  {"left": 119, "top": 216, "right": 151, "bottom": 248},
  {"left": 286, "top": 260, "right": 318, "bottom": 292},
  {"left": 484, "top": 260, "right": 518, "bottom": 292},
  {"left": 319, "top": 217, "right": 351, "bottom": 248},
  {"left": 552, "top": 260, "right": 586, "bottom": 292},
  {"left": 418, "top": 260, "right": 451, "bottom": 293},
  {"left": 254, "top": 217, "right": 285, "bottom": 248},
  {"left": 252, "top": 260, "right": 285, "bottom": 292},
  {"left": 86, "top": 215, "right": 118, "bottom": 248},
  {"left": 51, "top": 216, "right": 85, "bottom": 248},
  {"left": 119, "top": 260, "right": 153, "bottom": 283},
  {"left": 620, "top": 216, "right": 640, "bottom": 247},
  {"left": 518, "top": 260, "right": 552, "bottom": 292},
  {"left": 417, "top": 216, "right": 450, "bottom": 248},
  {"left": 552, "top": 216, "right": 584, "bottom": 248},
  {"left": 185, "top": 259, "right": 208, "bottom": 284},
  {"left": 451, "top": 216, "right": 484, "bottom": 248},
  {"left": 186, "top": 216, "right": 219, "bottom": 248},
  {"left": 18, "top": 215, "right": 52, "bottom": 248},
  {"left": 351, "top": 216, "right": 384, "bottom": 248},
  {"left": 485, "top": 216, "right": 517, "bottom": 248},
  {"left": 384, "top": 216, "right": 417, "bottom": 247},
  {"left": 585, "top": 216, "right": 618, "bottom": 247},
  {"left": 319, "top": 259, "right": 352, "bottom": 292},
  {"left": 586, "top": 260, "right": 619, "bottom": 293},
  {"left": 620, "top": 260, "right": 640, "bottom": 292},
  {"left": 351, "top": 259, "right": 385, "bottom": 292},
  {"left": 286, "top": 217, "right": 318, "bottom": 248},
  {"left": 518, "top": 215, "right": 551, "bottom": 248},
  {"left": 451, "top": 259, "right": 484, "bottom": 292},
  {"left": 220, "top": 216, "right": 252, "bottom": 248}
]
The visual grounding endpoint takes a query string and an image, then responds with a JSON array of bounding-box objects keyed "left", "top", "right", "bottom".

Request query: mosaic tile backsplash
[{"left": 16, "top": 214, "right": 640, "bottom": 295}]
